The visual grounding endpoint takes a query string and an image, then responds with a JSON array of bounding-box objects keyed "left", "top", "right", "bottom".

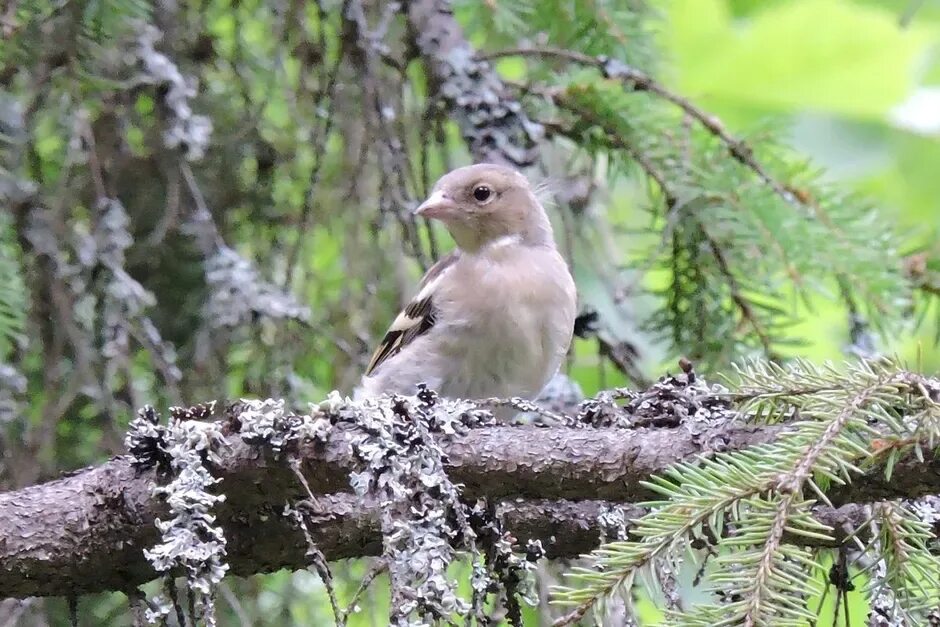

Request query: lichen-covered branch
[
  {"left": 403, "top": 0, "right": 542, "bottom": 166},
  {"left": 0, "top": 409, "right": 938, "bottom": 599}
]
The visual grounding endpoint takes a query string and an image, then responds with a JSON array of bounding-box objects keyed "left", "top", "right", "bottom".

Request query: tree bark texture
[
  {"left": 403, "top": 0, "right": 541, "bottom": 166},
  {"left": 0, "top": 421, "right": 930, "bottom": 598}
]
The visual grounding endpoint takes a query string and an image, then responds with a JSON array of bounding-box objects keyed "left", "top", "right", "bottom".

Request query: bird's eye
[{"left": 472, "top": 185, "right": 492, "bottom": 202}]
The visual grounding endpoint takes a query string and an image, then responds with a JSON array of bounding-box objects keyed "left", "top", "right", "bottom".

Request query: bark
[
  {"left": 0, "top": 420, "right": 931, "bottom": 598},
  {"left": 403, "top": 0, "right": 541, "bottom": 166}
]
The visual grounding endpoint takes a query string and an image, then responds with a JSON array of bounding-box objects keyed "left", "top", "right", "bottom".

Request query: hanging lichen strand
[{"left": 125, "top": 385, "right": 554, "bottom": 626}]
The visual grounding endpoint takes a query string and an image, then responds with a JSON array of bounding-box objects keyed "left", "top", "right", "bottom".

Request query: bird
[{"left": 359, "top": 163, "right": 577, "bottom": 402}]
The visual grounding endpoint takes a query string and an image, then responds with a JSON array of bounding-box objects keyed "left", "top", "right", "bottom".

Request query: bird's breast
[{"left": 432, "top": 247, "right": 575, "bottom": 399}]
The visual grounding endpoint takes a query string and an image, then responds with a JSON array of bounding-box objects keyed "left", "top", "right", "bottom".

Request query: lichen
[
  {"left": 0, "top": 362, "right": 26, "bottom": 425},
  {"left": 436, "top": 45, "right": 543, "bottom": 167},
  {"left": 339, "top": 390, "right": 475, "bottom": 625},
  {"left": 139, "top": 414, "right": 228, "bottom": 626},
  {"left": 467, "top": 499, "right": 545, "bottom": 624},
  {"left": 234, "top": 396, "right": 332, "bottom": 452},
  {"left": 308, "top": 385, "right": 540, "bottom": 625},
  {"left": 133, "top": 25, "right": 212, "bottom": 161},
  {"left": 126, "top": 386, "right": 556, "bottom": 626},
  {"left": 203, "top": 246, "right": 311, "bottom": 329},
  {"left": 576, "top": 366, "right": 735, "bottom": 431},
  {"left": 409, "top": 3, "right": 541, "bottom": 167},
  {"left": 125, "top": 405, "right": 170, "bottom": 471},
  {"left": 597, "top": 504, "right": 630, "bottom": 543}
]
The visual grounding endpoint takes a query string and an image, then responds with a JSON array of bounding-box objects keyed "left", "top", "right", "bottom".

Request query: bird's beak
[{"left": 413, "top": 190, "right": 457, "bottom": 220}]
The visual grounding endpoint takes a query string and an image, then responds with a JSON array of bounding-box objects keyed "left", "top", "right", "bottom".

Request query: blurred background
[{"left": 1, "top": 0, "right": 939, "bottom": 623}]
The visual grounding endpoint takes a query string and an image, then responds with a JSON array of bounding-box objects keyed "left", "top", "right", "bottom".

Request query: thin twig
[
  {"left": 179, "top": 161, "right": 224, "bottom": 254},
  {"left": 289, "top": 459, "right": 343, "bottom": 626},
  {"left": 900, "top": 0, "right": 928, "bottom": 27},
  {"left": 704, "top": 235, "right": 775, "bottom": 357},
  {"left": 126, "top": 589, "right": 148, "bottom": 627},
  {"left": 540, "top": 102, "right": 679, "bottom": 292},
  {"left": 343, "top": 0, "right": 429, "bottom": 268},
  {"left": 473, "top": 396, "right": 569, "bottom": 424},
  {"left": 80, "top": 114, "right": 108, "bottom": 201},
  {"left": 338, "top": 559, "right": 388, "bottom": 623},
  {"left": 418, "top": 100, "right": 440, "bottom": 260},
  {"left": 0, "top": 0, "right": 20, "bottom": 39},
  {"left": 283, "top": 0, "right": 344, "bottom": 288},
  {"left": 552, "top": 599, "right": 595, "bottom": 626},
  {"left": 166, "top": 576, "right": 188, "bottom": 627},
  {"left": 186, "top": 584, "right": 196, "bottom": 626},
  {"left": 482, "top": 46, "right": 801, "bottom": 209},
  {"left": 218, "top": 582, "right": 252, "bottom": 627},
  {"left": 542, "top": 97, "right": 776, "bottom": 358}
]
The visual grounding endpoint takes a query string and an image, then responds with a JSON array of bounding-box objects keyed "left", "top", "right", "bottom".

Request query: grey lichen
[
  {"left": 653, "top": 554, "right": 683, "bottom": 612},
  {"left": 436, "top": 46, "right": 543, "bottom": 167},
  {"left": 868, "top": 566, "right": 903, "bottom": 627},
  {"left": 308, "top": 385, "right": 541, "bottom": 626},
  {"left": 408, "top": 1, "right": 541, "bottom": 167},
  {"left": 339, "top": 390, "right": 476, "bottom": 625},
  {"left": 0, "top": 362, "right": 26, "bottom": 425},
  {"left": 201, "top": 383, "right": 541, "bottom": 625},
  {"left": 576, "top": 364, "right": 736, "bottom": 431},
  {"left": 203, "top": 246, "right": 311, "bottom": 329},
  {"left": 137, "top": 413, "right": 228, "bottom": 626},
  {"left": 24, "top": 197, "right": 182, "bottom": 395},
  {"left": 133, "top": 24, "right": 213, "bottom": 161},
  {"left": 866, "top": 524, "right": 904, "bottom": 627},
  {"left": 468, "top": 499, "right": 545, "bottom": 624},
  {"left": 126, "top": 396, "right": 334, "bottom": 626},
  {"left": 91, "top": 197, "right": 131, "bottom": 266},
  {"left": 597, "top": 504, "right": 630, "bottom": 544},
  {"left": 24, "top": 208, "right": 90, "bottom": 290},
  {"left": 910, "top": 495, "right": 940, "bottom": 526},
  {"left": 125, "top": 386, "right": 559, "bottom": 626},
  {"left": 125, "top": 405, "right": 170, "bottom": 470},
  {"left": 532, "top": 372, "right": 585, "bottom": 416},
  {"left": 234, "top": 397, "right": 332, "bottom": 452},
  {"left": 94, "top": 197, "right": 182, "bottom": 385}
]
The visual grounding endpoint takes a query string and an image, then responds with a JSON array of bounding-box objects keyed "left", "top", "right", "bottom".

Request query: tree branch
[
  {"left": 2, "top": 415, "right": 938, "bottom": 598},
  {"left": 403, "top": 0, "right": 541, "bottom": 166}
]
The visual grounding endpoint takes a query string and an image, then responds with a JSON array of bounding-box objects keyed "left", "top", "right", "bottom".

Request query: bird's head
[{"left": 414, "top": 163, "right": 553, "bottom": 252}]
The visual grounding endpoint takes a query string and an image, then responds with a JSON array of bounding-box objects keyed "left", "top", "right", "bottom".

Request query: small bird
[{"left": 360, "top": 163, "right": 577, "bottom": 401}]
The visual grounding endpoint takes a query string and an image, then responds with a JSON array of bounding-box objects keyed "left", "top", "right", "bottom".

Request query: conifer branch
[
  {"left": 480, "top": 45, "right": 801, "bottom": 209},
  {"left": 867, "top": 501, "right": 940, "bottom": 619},
  {"left": 553, "top": 359, "right": 940, "bottom": 623},
  {"left": 504, "top": 46, "right": 907, "bottom": 362}
]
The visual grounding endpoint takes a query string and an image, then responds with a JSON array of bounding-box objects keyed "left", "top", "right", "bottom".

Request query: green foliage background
[
  {"left": 2, "top": 0, "right": 940, "bottom": 624},
  {"left": 660, "top": 0, "right": 939, "bottom": 370}
]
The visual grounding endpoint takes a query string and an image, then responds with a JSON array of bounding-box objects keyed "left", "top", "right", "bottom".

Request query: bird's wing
[{"left": 364, "top": 251, "right": 460, "bottom": 376}]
